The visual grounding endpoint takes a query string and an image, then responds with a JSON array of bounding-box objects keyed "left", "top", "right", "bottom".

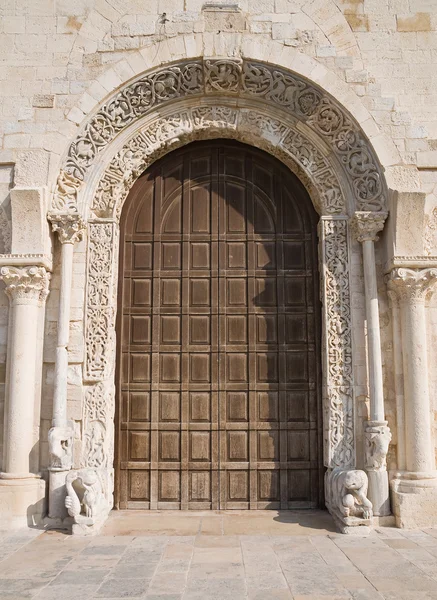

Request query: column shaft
[
  {"left": 362, "top": 239, "right": 385, "bottom": 422},
  {"left": 52, "top": 242, "right": 74, "bottom": 428},
  {"left": 400, "top": 298, "right": 433, "bottom": 473}
]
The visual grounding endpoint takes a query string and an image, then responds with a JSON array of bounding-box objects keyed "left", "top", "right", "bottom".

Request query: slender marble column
[
  {"left": 47, "top": 213, "right": 86, "bottom": 519},
  {"left": 387, "top": 268, "right": 437, "bottom": 476},
  {"left": 351, "top": 212, "right": 391, "bottom": 517},
  {"left": 0, "top": 266, "right": 50, "bottom": 478}
]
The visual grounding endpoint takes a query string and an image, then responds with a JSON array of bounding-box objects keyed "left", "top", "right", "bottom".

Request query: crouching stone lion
[{"left": 325, "top": 468, "right": 373, "bottom": 533}]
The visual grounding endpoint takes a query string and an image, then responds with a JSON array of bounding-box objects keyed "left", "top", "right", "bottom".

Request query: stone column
[
  {"left": 47, "top": 213, "right": 86, "bottom": 520},
  {"left": 0, "top": 265, "right": 50, "bottom": 527},
  {"left": 388, "top": 268, "right": 437, "bottom": 475},
  {"left": 351, "top": 211, "right": 391, "bottom": 517}
]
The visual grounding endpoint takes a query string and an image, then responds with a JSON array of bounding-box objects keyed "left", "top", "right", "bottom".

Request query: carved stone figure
[
  {"left": 365, "top": 421, "right": 392, "bottom": 471},
  {"left": 326, "top": 468, "right": 373, "bottom": 533},
  {"left": 48, "top": 426, "right": 73, "bottom": 471},
  {"left": 65, "top": 468, "right": 107, "bottom": 532}
]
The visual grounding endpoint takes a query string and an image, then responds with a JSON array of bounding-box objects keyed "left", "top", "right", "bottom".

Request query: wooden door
[{"left": 116, "top": 140, "right": 322, "bottom": 510}]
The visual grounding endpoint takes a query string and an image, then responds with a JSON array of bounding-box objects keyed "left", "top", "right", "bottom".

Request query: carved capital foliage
[
  {"left": 364, "top": 421, "right": 391, "bottom": 472},
  {"left": 52, "top": 58, "right": 386, "bottom": 215},
  {"left": 350, "top": 211, "right": 387, "bottom": 243},
  {"left": 0, "top": 265, "right": 50, "bottom": 305},
  {"left": 387, "top": 268, "right": 437, "bottom": 303},
  {"left": 49, "top": 212, "right": 86, "bottom": 244}
]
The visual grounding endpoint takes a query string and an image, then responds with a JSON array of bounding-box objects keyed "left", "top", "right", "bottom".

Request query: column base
[
  {"left": 0, "top": 477, "right": 46, "bottom": 530},
  {"left": 391, "top": 475, "right": 437, "bottom": 528},
  {"left": 48, "top": 469, "right": 69, "bottom": 520}
]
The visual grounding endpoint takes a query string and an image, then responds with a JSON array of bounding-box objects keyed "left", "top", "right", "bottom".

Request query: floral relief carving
[
  {"left": 350, "top": 211, "right": 387, "bottom": 243},
  {"left": 91, "top": 106, "right": 347, "bottom": 219},
  {"left": 320, "top": 219, "right": 354, "bottom": 468},
  {"left": 53, "top": 59, "right": 386, "bottom": 214},
  {"left": 84, "top": 223, "right": 117, "bottom": 381},
  {"left": 387, "top": 267, "right": 437, "bottom": 303}
]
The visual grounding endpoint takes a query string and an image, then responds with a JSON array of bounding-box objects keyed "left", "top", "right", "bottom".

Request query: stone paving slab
[{"left": 0, "top": 512, "right": 436, "bottom": 599}]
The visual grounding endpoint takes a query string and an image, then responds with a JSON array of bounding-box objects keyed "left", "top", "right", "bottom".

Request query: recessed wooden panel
[
  {"left": 190, "top": 393, "right": 210, "bottom": 422},
  {"left": 132, "top": 279, "right": 151, "bottom": 306},
  {"left": 227, "top": 392, "right": 248, "bottom": 422},
  {"left": 159, "top": 471, "right": 180, "bottom": 501},
  {"left": 227, "top": 354, "right": 247, "bottom": 383},
  {"left": 228, "top": 471, "right": 248, "bottom": 501},
  {"left": 190, "top": 432, "right": 210, "bottom": 461},
  {"left": 258, "top": 431, "right": 279, "bottom": 461},
  {"left": 160, "top": 392, "right": 180, "bottom": 422},
  {"left": 191, "top": 243, "right": 210, "bottom": 269},
  {"left": 160, "top": 354, "right": 180, "bottom": 382},
  {"left": 227, "top": 243, "right": 246, "bottom": 269},
  {"left": 258, "top": 471, "right": 279, "bottom": 501},
  {"left": 227, "top": 316, "right": 247, "bottom": 344},
  {"left": 190, "top": 472, "right": 211, "bottom": 501},
  {"left": 161, "top": 316, "right": 181, "bottom": 344},
  {"left": 190, "top": 316, "right": 210, "bottom": 344},
  {"left": 162, "top": 242, "right": 181, "bottom": 268},
  {"left": 258, "top": 392, "right": 279, "bottom": 422},
  {"left": 131, "top": 315, "right": 151, "bottom": 344},
  {"left": 161, "top": 279, "right": 181, "bottom": 306},
  {"left": 131, "top": 354, "right": 150, "bottom": 382},
  {"left": 130, "top": 392, "right": 150, "bottom": 421},
  {"left": 159, "top": 432, "right": 180, "bottom": 461},
  {"left": 117, "top": 140, "right": 321, "bottom": 511},
  {"left": 129, "top": 431, "right": 150, "bottom": 460},
  {"left": 190, "top": 279, "right": 210, "bottom": 306},
  {"left": 129, "top": 471, "right": 150, "bottom": 500},
  {"left": 228, "top": 431, "right": 248, "bottom": 461},
  {"left": 133, "top": 243, "right": 152, "bottom": 269}
]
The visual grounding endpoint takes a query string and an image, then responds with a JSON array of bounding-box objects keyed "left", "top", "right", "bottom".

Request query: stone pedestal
[{"left": 0, "top": 265, "right": 50, "bottom": 528}]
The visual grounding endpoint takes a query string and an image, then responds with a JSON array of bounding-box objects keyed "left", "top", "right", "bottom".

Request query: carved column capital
[
  {"left": 0, "top": 265, "right": 50, "bottom": 305},
  {"left": 387, "top": 267, "right": 437, "bottom": 303},
  {"left": 350, "top": 211, "right": 388, "bottom": 243},
  {"left": 48, "top": 212, "right": 86, "bottom": 244}
]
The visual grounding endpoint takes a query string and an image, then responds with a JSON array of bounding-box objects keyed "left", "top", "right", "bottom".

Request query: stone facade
[{"left": 0, "top": 0, "right": 437, "bottom": 531}]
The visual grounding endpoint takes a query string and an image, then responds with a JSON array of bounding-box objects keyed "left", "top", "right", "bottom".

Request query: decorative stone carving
[
  {"left": 0, "top": 265, "right": 50, "bottom": 305},
  {"left": 82, "top": 381, "right": 115, "bottom": 469},
  {"left": 387, "top": 267, "right": 437, "bottom": 303},
  {"left": 325, "top": 468, "right": 373, "bottom": 533},
  {"left": 84, "top": 223, "right": 117, "bottom": 381},
  {"left": 350, "top": 211, "right": 387, "bottom": 243},
  {"left": 48, "top": 425, "right": 74, "bottom": 471},
  {"left": 52, "top": 59, "right": 386, "bottom": 214},
  {"left": 320, "top": 219, "right": 354, "bottom": 468},
  {"left": 91, "top": 105, "right": 347, "bottom": 219},
  {"left": 65, "top": 468, "right": 107, "bottom": 534},
  {"left": 0, "top": 205, "right": 11, "bottom": 253},
  {"left": 49, "top": 212, "right": 86, "bottom": 244},
  {"left": 365, "top": 421, "right": 392, "bottom": 471}
]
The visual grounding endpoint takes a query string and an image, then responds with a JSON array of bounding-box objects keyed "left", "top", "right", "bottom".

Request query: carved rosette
[
  {"left": 0, "top": 265, "right": 50, "bottom": 306},
  {"left": 350, "top": 211, "right": 387, "bottom": 243},
  {"left": 49, "top": 212, "right": 86, "bottom": 244},
  {"left": 320, "top": 219, "right": 354, "bottom": 468},
  {"left": 364, "top": 420, "right": 392, "bottom": 472},
  {"left": 53, "top": 58, "right": 386, "bottom": 215},
  {"left": 387, "top": 268, "right": 437, "bottom": 304}
]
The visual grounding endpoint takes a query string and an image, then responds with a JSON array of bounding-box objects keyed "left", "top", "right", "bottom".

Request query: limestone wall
[{"left": 1, "top": 0, "right": 437, "bottom": 474}]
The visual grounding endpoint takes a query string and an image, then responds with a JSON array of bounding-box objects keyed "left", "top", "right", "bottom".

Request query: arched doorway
[{"left": 115, "top": 140, "right": 322, "bottom": 510}]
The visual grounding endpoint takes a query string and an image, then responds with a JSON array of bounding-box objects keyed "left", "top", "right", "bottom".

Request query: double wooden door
[{"left": 116, "top": 140, "right": 322, "bottom": 510}]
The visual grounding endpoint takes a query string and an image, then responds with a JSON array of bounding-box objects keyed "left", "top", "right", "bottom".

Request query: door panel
[{"left": 116, "top": 140, "right": 322, "bottom": 510}]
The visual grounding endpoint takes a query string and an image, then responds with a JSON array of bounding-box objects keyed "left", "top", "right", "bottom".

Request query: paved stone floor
[{"left": 1, "top": 511, "right": 437, "bottom": 599}]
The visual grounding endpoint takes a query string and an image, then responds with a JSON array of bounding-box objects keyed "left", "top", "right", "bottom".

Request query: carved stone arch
[
  {"left": 51, "top": 58, "right": 387, "bottom": 216},
  {"left": 55, "top": 58, "right": 390, "bottom": 509}
]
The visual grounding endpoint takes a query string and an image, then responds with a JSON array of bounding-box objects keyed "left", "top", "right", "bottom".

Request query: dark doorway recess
[{"left": 115, "top": 140, "right": 323, "bottom": 510}]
